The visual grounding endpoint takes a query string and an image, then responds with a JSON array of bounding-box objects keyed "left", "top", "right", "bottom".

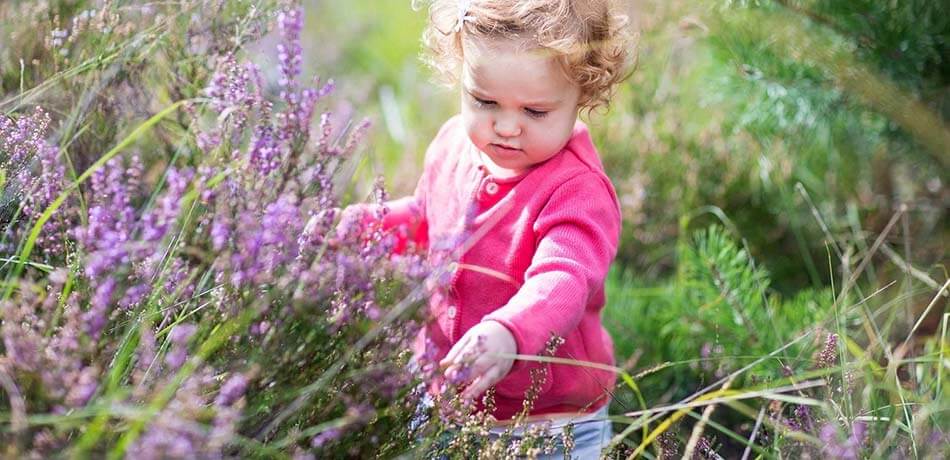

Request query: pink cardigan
[{"left": 378, "top": 115, "right": 620, "bottom": 420}]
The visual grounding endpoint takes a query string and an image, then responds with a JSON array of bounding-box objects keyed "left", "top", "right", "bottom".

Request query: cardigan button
[
  {"left": 485, "top": 182, "right": 499, "bottom": 195},
  {"left": 446, "top": 305, "right": 458, "bottom": 319}
]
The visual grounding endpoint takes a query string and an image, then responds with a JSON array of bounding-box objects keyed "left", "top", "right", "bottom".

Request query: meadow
[{"left": 0, "top": 0, "right": 946, "bottom": 458}]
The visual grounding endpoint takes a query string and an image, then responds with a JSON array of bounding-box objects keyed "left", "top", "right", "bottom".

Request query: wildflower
[
  {"left": 165, "top": 324, "right": 197, "bottom": 370},
  {"left": 277, "top": 9, "right": 303, "bottom": 88},
  {"left": 694, "top": 436, "right": 723, "bottom": 460},
  {"left": 793, "top": 404, "right": 814, "bottom": 432},
  {"left": 658, "top": 430, "right": 680, "bottom": 460},
  {"left": 820, "top": 421, "right": 867, "bottom": 459},
  {"left": 83, "top": 277, "right": 116, "bottom": 338},
  {"left": 248, "top": 125, "right": 280, "bottom": 175},
  {"left": 215, "top": 374, "right": 249, "bottom": 407},
  {"left": 1, "top": 107, "right": 71, "bottom": 259},
  {"left": 1, "top": 300, "right": 42, "bottom": 371},
  {"left": 64, "top": 366, "right": 99, "bottom": 408},
  {"left": 77, "top": 157, "right": 137, "bottom": 280},
  {"left": 205, "top": 55, "right": 260, "bottom": 131},
  {"left": 311, "top": 428, "right": 342, "bottom": 449},
  {"left": 816, "top": 333, "right": 838, "bottom": 369},
  {"left": 211, "top": 215, "right": 231, "bottom": 251},
  {"left": 141, "top": 167, "right": 192, "bottom": 243}
]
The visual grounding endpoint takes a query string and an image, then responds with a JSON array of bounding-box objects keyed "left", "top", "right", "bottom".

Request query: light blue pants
[
  {"left": 486, "top": 405, "right": 612, "bottom": 459},
  {"left": 410, "top": 390, "right": 613, "bottom": 459}
]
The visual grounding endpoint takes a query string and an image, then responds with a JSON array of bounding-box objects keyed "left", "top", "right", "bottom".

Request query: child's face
[{"left": 460, "top": 37, "right": 581, "bottom": 175}]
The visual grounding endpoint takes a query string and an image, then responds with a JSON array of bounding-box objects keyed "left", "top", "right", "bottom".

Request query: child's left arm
[{"left": 442, "top": 172, "right": 621, "bottom": 397}]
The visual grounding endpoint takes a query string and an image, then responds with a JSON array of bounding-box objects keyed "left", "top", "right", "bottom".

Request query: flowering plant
[{"left": 1, "top": 3, "right": 430, "bottom": 457}]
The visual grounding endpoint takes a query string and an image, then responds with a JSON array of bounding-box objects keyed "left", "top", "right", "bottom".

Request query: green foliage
[
  {"left": 679, "top": 225, "right": 772, "bottom": 342},
  {"left": 606, "top": 225, "right": 828, "bottom": 402},
  {"left": 604, "top": 223, "right": 945, "bottom": 456},
  {"left": 596, "top": 0, "right": 947, "bottom": 294}
]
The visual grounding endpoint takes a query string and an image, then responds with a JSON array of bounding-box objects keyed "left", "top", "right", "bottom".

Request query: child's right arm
[
  {"left": 333, "top": 116, "right": 461, "bottom": 253},
  {"left": 335, "top": 182, "right": 428, "bottom": 254}
]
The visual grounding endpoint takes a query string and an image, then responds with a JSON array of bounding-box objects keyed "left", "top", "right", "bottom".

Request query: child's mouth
[{"left": 490, "top": 143, "right": 522, "bottom": 156}]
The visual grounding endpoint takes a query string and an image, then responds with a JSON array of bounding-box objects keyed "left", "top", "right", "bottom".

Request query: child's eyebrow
[
  {"left": 464, "top": 85, "right": 562, "bottom": 108},
  {"left": 520, "top": 96, "right": 562, "bottom": 108}
]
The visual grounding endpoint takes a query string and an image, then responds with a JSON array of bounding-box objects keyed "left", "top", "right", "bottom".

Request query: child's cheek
[{"left": 463, "top": 119, "right": 488, "bottom": 151}]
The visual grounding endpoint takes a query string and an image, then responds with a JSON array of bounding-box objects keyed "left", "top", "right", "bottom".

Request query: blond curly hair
[{"left": 418, "top": 0, "right": 633, "bottom": 112}]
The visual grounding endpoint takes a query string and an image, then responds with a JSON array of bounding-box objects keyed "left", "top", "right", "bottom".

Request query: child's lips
[{"left": 490, "top": 143, "right": 522, "bottom": 156}]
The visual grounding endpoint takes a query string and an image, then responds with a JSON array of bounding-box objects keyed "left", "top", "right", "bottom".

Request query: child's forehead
[
  {"left": 461, "top": 36, "right": 562, "bottom": 79},
  {"left": 461, "top": 40, "right": 577, "bottom": 105}
]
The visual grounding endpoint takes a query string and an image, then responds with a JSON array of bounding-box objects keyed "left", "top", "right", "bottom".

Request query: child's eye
[
  {"left": 525, "top": 108, "right": 548, "bottom": 119},
  {"left": 471, "top": 96, "right": 495, "bottom": 107}
]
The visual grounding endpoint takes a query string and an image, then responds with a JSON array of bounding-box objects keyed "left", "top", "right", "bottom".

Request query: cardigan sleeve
[
  {"left": 377, "top": 176, "right": 428, "bottom": 253},
  {"left": 338, "top": 116, "right": 462, "bottom": 253},
  {"left": 481, "top": 172, "right": 621, "bottom": 364}
]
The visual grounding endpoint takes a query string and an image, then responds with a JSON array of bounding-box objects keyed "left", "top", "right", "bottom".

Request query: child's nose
[{"left": 493, "top": 116, "right": 521, "bottom": 138}]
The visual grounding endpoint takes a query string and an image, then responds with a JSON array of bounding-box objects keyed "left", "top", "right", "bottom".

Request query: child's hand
[
  {"left": 320, "top": 204, "right": 370, "bottom": 247},
  {"left": 440, "top": 320, "right": 517, "bottom": 400}
]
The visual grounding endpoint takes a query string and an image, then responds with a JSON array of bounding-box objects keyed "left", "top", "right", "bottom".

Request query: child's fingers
[
  {"left": 440, "top": 335, "right": 470, "bottom": 369},
  {"left": 460, "top": 375, "right": 487, "bottom": 400},
  {"left": 460, "top": 366, "right": 502, "bottom": 399}
]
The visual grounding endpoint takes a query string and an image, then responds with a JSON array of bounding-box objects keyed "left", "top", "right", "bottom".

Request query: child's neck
[
  {"left": 482, "top": 157, "right": 522, "bottom": 179},
  {"left": 473, "top": 147, "right": 525, "bottom": 179}
]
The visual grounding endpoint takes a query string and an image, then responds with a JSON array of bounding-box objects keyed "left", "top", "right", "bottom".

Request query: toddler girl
[{"left": 344, "top": 0, "right": 631, "bottom": 457}]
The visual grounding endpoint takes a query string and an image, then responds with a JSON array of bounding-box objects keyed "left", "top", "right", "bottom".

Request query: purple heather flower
[
  {"left": 211, "top": 215, "right": 231, "bottom": 251},
  {"left": 248, "top": 125, "right": 281, "bottom": 175},
  {"left": 343, "top": 118, "right": 372, "bottom": 155},
  {"left": 277, "top": 9, "right": 304, "bottom": 88},
  {"left": 694, "top": 436, "right": 721, "bottom": 459},
  {"left": 64, "top": 366, "right": 99, "bottom": 408},
  {"left": 0, "top": 106, "right": 51, "bottom": 166},
  {"left": 162, "top": 257, "right": 195, "bottom": 301},
  {"left": 169, "top": 323, "right": 197, "bottom": 344},
  {"left": 310, "top": 428, "right": 342, "bottom": 449},
  {"left": 445, "top": 360, "right": 474, "bottom": 387},
  {"left": 334, "top": 205, "right": 370, "bottom": 243},
  {"left": 298, "top": 207, "right": 336, "bottom": 250},
  {"left": 215, "top": 374, "right": 249, "bottom": 407},
  {"left": 249, "top": 320, "right": 271, "bottom": 336},
  {"left": 296, "top": 78, "right": 335, "bottom": 132},
  {"left": 225, "top": 194, "right": 305, "bottom": 288},
  {"left": 2, "top": 107, "right": 73, "bottom": 259},
  {"left": 2, "top": 302, "right": 41, "bottom": 371},
  {"left": 195, "top": 130, "right": 221, "bottom": 153},
  {"left": 50, "top": 28, "right": 68, "bottom": 48},
  {"left": 794, "top": 404, "right": 814, "bottom": 432},
  {"left": 315, "top": 111, "right": 333, "bottom": 150},
  {"left": 205, "top": 56, "right": 261, "bottom": 131},
  {"left": 141, "top": 167, "right": 192, "bottom": 243},
  {"left": 119, "top": 283, "right": 151, "bottom": 309},
  {"left": 165, "top": 323, "right": 197, "bottom": 369},
  {"left": 820, "top": 420, "right": 867, "bottom": 460},
  {"left": 816, "top": 333, "right": 838, "bottom": 369},
  {"left": 83, "top": 277, "right": 116, "bottom": 338},
  {"left": 78, "top": 157, "right": 137, "bottom": 280},
  {"left": 165, "top": 348, "right": 188, "bottom": 370}
]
